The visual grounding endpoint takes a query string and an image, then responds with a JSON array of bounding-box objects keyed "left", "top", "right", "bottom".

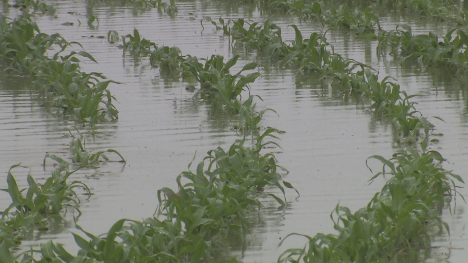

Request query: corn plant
[
  {"left": 120, "top": 28, "right": 156, "bottom": 56},
  {"left": 0, "top": 15, "right": 65, "bottom": 72},
  {"left": 11, "top": 0, "right": 56, "bottom": 15},
  {"left": 324, "top": 5, "right": 380, "bottom": 36},
  {"left": 269, "top": 1, "right": 380, "bottom": 36},
  {"left": 230, "top": 18, "right": 288, "bottom": 57},
  {"left": 236, "top": 95, "right": 277, "bottom": 133},
  {"left": 8, "top": 129, "right": 295, "bottom": 263},
  {"left": 155, "top": 128, "right": 297, "bottom": 259},
  {"left": 149, "top": 45, "right": 184, "bottom": 74},
  {"left": 68, "top": 131, "right": 126, "bottom": 167},
  {"left": 208, "top": 19, "right": 437, "bottom": 142},
  {"left": 284, "top": 25, "right": 368, "bottom": 79},
  {"left": 279, "top": 142, "right": 464, "bottom": 262},
  {"left": 378, "top": 25, "right": 468, "bottom": 74},
  {"left": 0, "top": 161, "right": 90, "bottom": 248},
  {"left": 201, "top": 16, "right": 232, "bottom": 36},
  {"left": 0, "top": 15, "right": 119, "bottom": 124}
]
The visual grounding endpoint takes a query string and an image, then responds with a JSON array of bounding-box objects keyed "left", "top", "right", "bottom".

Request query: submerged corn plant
[
  {"left": 265, "top": 0, "right": 468, "bottom": 75},
  {"left": 378, "top": 25, "right": 468, "bottom": 74},
  {"left": 231, "top": 0, "right": 468, "bottom": 77},
  {"left": 149, "top": 45, "right": 187, "bottom": 75},
  {"left": 156, "top": 128, "right": 297, "bottom": 259},
  {"left": 115, "top": 29, "right": 271, "bottom": 129},
  {"left": 236, "top": 95, "right": 277, "bottom": 134},
  {"left": 8, "top": 0, "right": 56, "bottom": 15},
  {"left": 0, "top": 15, "right": 119, "bottom": 124},
  {"left": 202, "top": 18, "right": 439, "bottom": 143},
  {"left": 268, "top": 0, "right": 381, "bottom": 37},
  {"left": 0, "top": 161, "right": 91, "bottom": 251},
  {"left": 68, "top": 131, "right": 126, "bottom": 167},
  {"left": 149, "top": 46, "right": 262, "bottom": 113},
  {"left": 120, "top": 28, "right": 157, "bottom": 56},
  {"left": 192, "top": 55, "right": 260, "bottom": 112},
  {"left": 278, "top": 140, "right": 464, "bottom": 263},
  {"left": 6, "top": 129, "right": 295, "bottom": 263},
  {"left": 35, "top": 56, "right": 120, "bottom": 123}
]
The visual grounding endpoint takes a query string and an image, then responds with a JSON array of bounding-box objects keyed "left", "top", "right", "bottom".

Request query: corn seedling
[
  {"left": 68, "top": 131, "right": 126, "bottom": 167},
  {"left": 121, "top": 28, "right": 157, "bottom": 56},
  {"left": 150, "top": 45, "right": 184, "bottom": 74},
  {"left": 193, "top": 55, "right": 260, "bottom": 112},
  {"left": 236, "top": 95, "right": 277, "bottom": 134},
  {"left": 0, "top": 161, "right": 90, "bottom": 249}
]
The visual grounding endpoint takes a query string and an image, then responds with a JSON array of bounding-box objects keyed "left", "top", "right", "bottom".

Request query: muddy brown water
[{"left": 1, "top": 1, "right": 467, "bottom": 262}]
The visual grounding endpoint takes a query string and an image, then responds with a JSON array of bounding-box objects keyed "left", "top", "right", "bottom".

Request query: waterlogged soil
[{"left": 1, "top": 1, "right": 467, "bottom": 262}]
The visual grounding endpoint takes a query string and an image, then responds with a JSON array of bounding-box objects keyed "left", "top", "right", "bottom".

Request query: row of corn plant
[
  {"left": 372, "top": 0, "right": 467, "bottom": 25},
  {"left": 278, "top": 136, "right": 464, "bottom": 262},
  {"left": 1, "top": 128, "right": 297, "bottom": 263},
  {"left": 0, "top": 14, "right": 119, "bottom": 124},
  {"left": 209, "top": 2, "right": 466, "bottom": 260},
  {"left": 6, "top": 0, "right": 176, "bottom": 16},
  {"left": 268, "top": 0, "right": 466, "bottom": 26},
  {"left": 377, "top": 25, "right": 468, "bottom": 75},
  {"left": 197, "top": 10, "right": 466, "bottom": 258},
  {"left": 262, "top": 0, "right": 468, "bottom": 74},
  {"left": 152, "top": 4, "right": 464, "bottom": 259},
  {"left": 197, "top": 2, "right": 465, "bottom": 261},
  {"left": 121, "top": 0, "right": 178, "bottom": 14},
  {"left": 1, "top": 2, "right": 461, "bottom": 262},
  {"left": 270, "top": 1, "right": 381, "bottom": 37},
  {"left": 4, "top": 0, "right": 56, "bottom": 15},
  {"left": 111, "top": 29, "right": 266, "bottom": 120},
  {"left": 212, "top": 0, "right": 468, "bottom": 76},
  {"left": 203, "top": 18, "right": 436, "bottom": 144}
]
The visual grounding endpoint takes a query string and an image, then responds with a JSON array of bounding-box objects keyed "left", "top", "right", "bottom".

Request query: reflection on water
[{"left": 0, "top": 0, "right": 467, "bottom": 262}]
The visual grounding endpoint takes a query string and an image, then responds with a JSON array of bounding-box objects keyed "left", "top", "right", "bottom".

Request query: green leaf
[
  {"left": 0, "top": 240, "right": 15, "bottom": 263},
  {"left": 40, "top": 241, "right": 56, "bottom": 259},
  {"left": 53, "top": 243, "right": 75, "bottom": 262},
  {"left": 268, "top": 193, "right": 285, "bottom": 206},
  {"left": 290, "top": 25, "right": 303, "bottom": 49},
  {"left": 224, "top": 55, "right": 239, "bottom": 72},
  {"left": 6, "top": 164, "right": 25, "bottom": 205},
  {"left": 73, "top": 233, "right": 90, "bottom": 250},
  {"left": 88, "top": 16, "right": 95, "bottom": 26},
  {"left": 103, "top": 219, "right": 126, "bottom": 260},
  {"left": 366, "top": 155, "right": 395, "bottom": 174},
  {"left": 241, "top": 62, "right": 258, "bottom": 72},
  {"left": 77, "top": 51, "right": 97, "bottom": 63}
]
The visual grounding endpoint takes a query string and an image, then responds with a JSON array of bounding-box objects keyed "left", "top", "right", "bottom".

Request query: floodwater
[{"left": 0, "top": 0, "right": 467, "bottom": 262}]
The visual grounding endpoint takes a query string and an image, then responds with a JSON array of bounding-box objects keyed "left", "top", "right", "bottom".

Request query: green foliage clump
[
  {"left": 0, "top": 15, "right": 119, "bottom": 124},
  {"left": 278, "top": 142, "right": 464, "bottom": 263},
  {"left": 68, "top": 132, "right": 126, "bottom": 167},
  {"left": 121, "top": 28, "right": 157, "bottom": 56},
  {"left": 10, "top": 0, "right": 56, "bottom": 15},
  {"left": 0, "top": 161, "right": 90, "bottom": 251},
  {"left": 378, "top": 25, "right": 468, "bottom": 74},
  {"left": 113, "top": 28, "right": 262, "bottom": 116},
  {"left": 5, "top": 129, "right": 295, "bottom": 263}
]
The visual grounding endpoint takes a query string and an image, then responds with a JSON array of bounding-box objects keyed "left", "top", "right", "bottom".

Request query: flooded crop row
[{"left": 1, "top": 0, "right": 467, "bottom": 262}]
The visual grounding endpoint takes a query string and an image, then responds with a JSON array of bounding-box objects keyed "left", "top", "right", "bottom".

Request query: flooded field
[{"left": 1, "top": 0, "right": 467, "bottom": 262}]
